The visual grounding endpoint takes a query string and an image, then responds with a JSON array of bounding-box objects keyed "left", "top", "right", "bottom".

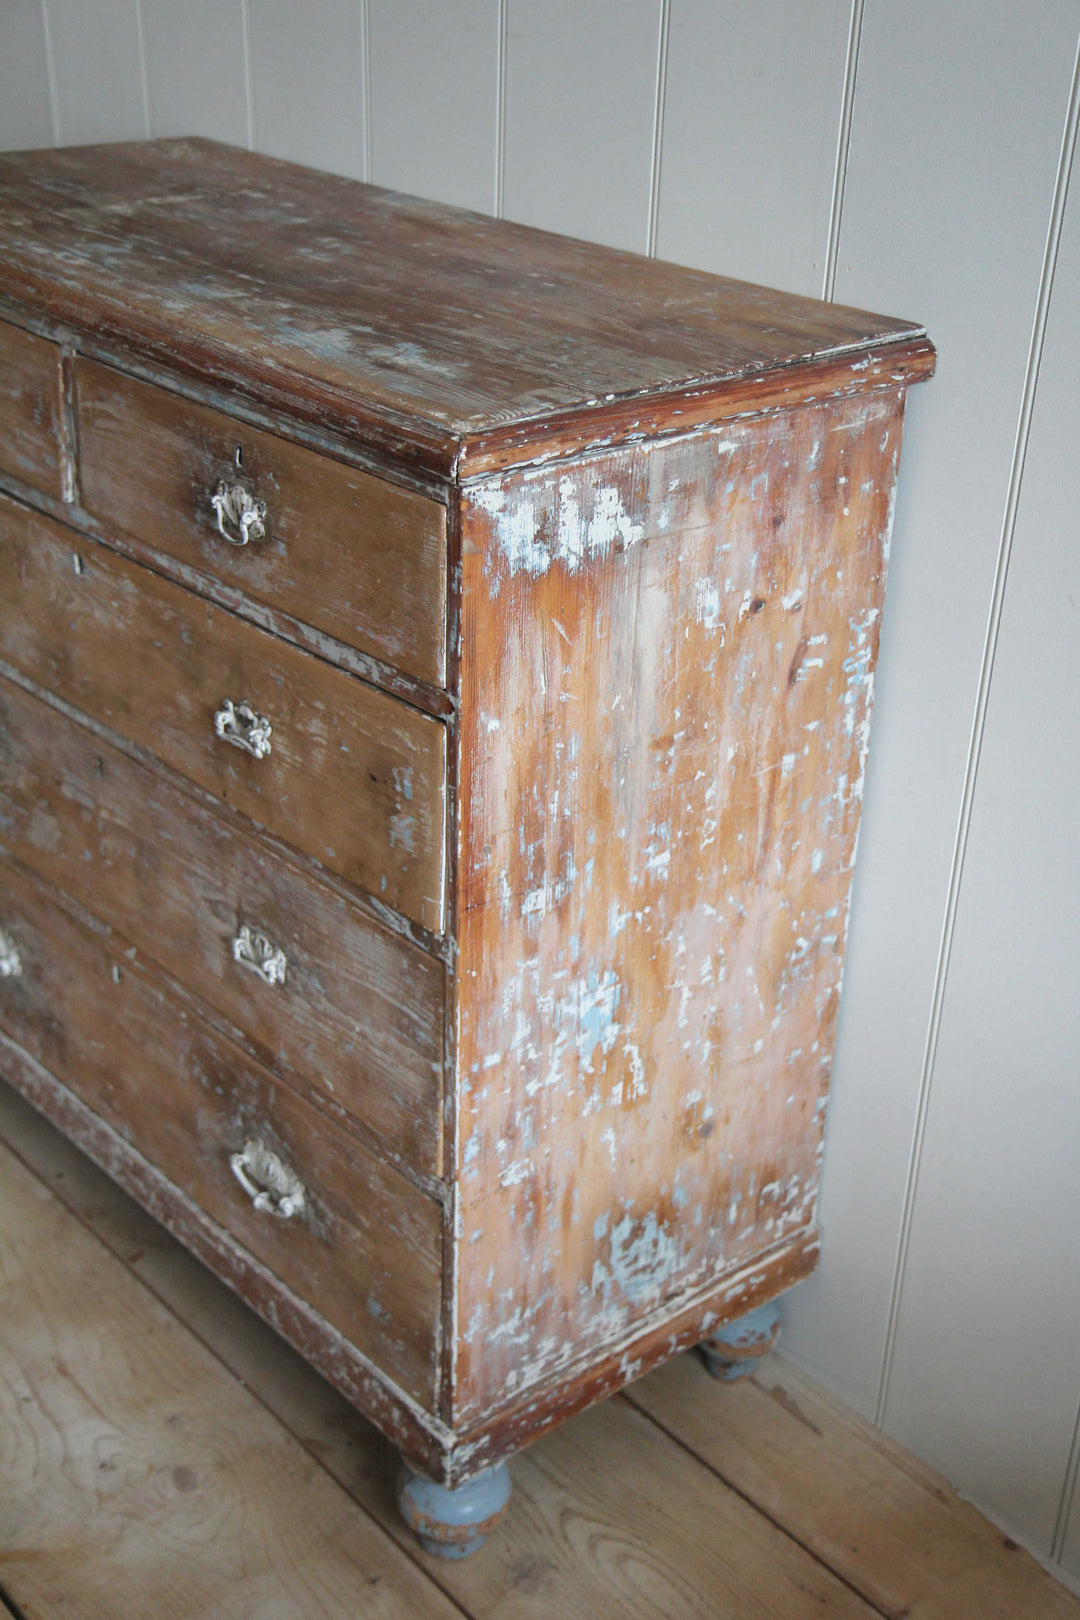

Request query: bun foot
[
  {"left": 699, "top": 1299, "right": 782, "bottom": 1381},
  {"left": 397, "top": 1461, "right": 512, "bottom": 1558}
]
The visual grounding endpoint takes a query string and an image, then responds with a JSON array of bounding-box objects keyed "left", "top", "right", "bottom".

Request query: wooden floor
[{"left": 0, "top": 1080, "right": 1076, "bottom": 1620}]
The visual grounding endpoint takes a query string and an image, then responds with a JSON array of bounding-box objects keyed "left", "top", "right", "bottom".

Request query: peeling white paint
[{"left": 473, "top": 475, "right": 643, "bottom": 584}]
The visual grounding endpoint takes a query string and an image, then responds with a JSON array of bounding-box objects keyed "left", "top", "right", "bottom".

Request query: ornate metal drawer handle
[
  {"left": 0, "top": 927, "right": 22, "bottom": 979},
  {"left": 211, "top": 481, "right": 267, "bottom": 546},
  {"left": 232, "top": 924, "right": 287, "bottom": 987},
  {"left": 214, "top": 698, "right": 272, "bottom": 759},
  {"left": 229, "top": 1139, "right": 306, "bottom": 1220}
]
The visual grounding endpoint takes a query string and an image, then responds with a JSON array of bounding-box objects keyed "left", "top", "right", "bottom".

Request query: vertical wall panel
[
  {"left": 248, "top": 0, "right": 366, "bottom": 178},
  {"left": 368, "top": 0, "right": 496, "bottom": 213},
  {"left": 880, "top": 121, "right": 1080, "bottom": 1551},
  {"left": 0, "top": 1, "right": 54, "bottom": 150},
  {"left": 502, "top": 0, "right": 660, "bottom": 251},
  {"left": 45, "top": 0, "right": 148, "bottom": 145},
  {"left": 782, "top": 0, "right": 1080, "bottom": 1417},
  {"left": 656, "top": 0, "right": 848, "bottom": 295},
  {"left": 142, "top": 0, "right": 248, "bottom": 146}
]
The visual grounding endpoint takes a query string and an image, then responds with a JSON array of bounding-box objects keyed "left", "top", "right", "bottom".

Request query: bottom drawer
[{"left": 0, "top": 854, "right": 442, "bottom": 1409}]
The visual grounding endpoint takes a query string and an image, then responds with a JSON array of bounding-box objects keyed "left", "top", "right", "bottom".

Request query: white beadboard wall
[{"left": 2, "top": 0, "right": 1078, "bottom": 1578}]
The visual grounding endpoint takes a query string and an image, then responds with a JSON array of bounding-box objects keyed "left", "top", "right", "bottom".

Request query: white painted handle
[
  {"left": 231, "top": 924, "right": 287, "bottom": 987},
  {"left": 0, "top": 926, "right": 21, "bottom": 979},
  {"left": 210, "top": 480, "right": 267, "bottom": 546},
  {"left": 229, "top": 1139, "right": 306, "bottom": 1220},
  {"left": 214, "top": 698, "right": 272, "bottom": 759}
]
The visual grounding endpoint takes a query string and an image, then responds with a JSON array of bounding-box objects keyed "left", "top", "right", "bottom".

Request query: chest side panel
[{"left": 451, "top": 390, "right": 906, "bottom": 1422}]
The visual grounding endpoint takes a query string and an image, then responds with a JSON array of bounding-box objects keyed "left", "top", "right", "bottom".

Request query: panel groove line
[
  {"left": 240, "top": 0, "right": 256, "bottom": 148},
  {"left": 1049, "top": 53, "right": 1080, "bottom": 1554},
  {"left": 360, "top": 0, "right": 372, "bottom": 184},
  {"left": 875, "top": 18, "right": 1080, "bottom": 1435},
  {"left": 39, "top": 0, "right": 64, "bottom": 145},
  {"left": 1055, "top": 1393, "right": 1080, "bottom": 1562},
  {"left": 494, "top": 0, "right": 507, "bottom": 215},
  {"left": 823, "top": 0, "right": 865, "bottom": 300},
  {"left": 646, "top": 0, "right": 671, "bottom": 257},
  {"left": 133, "top": 0, "right": 152, "bottom": 138}
]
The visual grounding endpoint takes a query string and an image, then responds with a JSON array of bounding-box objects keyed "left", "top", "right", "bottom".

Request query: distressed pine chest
[{"left": 0, "top": 138, "right": 932, "bottom": 1553}]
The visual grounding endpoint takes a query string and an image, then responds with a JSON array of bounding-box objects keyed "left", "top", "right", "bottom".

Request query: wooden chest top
[{"left": 0, "top": 137, "right": 930, "bottom": 477}]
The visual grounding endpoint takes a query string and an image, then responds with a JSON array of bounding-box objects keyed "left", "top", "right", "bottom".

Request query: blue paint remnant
[
  {"left": 591, "top": 1209, "right": 681, "bottom": 1308},
  {"left": 574, "top": 968, "right": 622, "bottom": 1072}
]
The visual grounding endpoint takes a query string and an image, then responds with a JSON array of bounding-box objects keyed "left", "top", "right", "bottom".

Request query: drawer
[
  {"left": 0, "top": 319, "right": 64, "bottom": 500},
  {"left": 0, "top": 494, "right": 446, "bottom": 935},
  {"left": 0, "top": 673, "right": 444, "bottom": 1178},
  {"left": 76, "top": 359, "right": 447, "bottom": 688},
  {"left": 0, "top": 856, "right": 442, "bottom": 1408}
]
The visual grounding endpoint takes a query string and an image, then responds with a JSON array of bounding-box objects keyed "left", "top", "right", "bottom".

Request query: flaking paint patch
[
  {"left": 591, "top": 1210, "right": 683, "bottom": 1309},
  {"left": 473, "top": 475, "right": 643, "bottom": 584}
]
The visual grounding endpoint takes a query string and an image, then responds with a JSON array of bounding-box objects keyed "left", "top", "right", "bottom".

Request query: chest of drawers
[{"left": 0, "top": 137, "right": 932, "bottom": 1554}]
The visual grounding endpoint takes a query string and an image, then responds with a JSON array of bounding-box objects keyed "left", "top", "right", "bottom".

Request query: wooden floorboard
[
  {"left": 627, "top": 1351, "right": 1080, "bottom": 1620},
  {"left": 0, "top": 1078, "right": 1076, "bottom": 1618}
]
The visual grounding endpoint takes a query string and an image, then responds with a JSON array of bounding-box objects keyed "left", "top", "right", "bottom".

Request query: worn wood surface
[
  {"left": 0, "top": 317, "right": 63, "bottom": 499},
  {"left": 0, "top": 493, "right": 447, "bottom": 934},
  {"left": 452, "top": 391, "right": 904, "bottom": 1423},
  {"left": 456, "top": 336, "right": 934, "bottom": 478},
  {"left": 628, "top": 1350, "right": 1080, "bottom": 1620},
  {"left": 0, "top": 139, "right": 926, "bottom": 476},
  {"left": 0, "top": 1137, "right": 457, "bottom": 1620},
  {"left": 0, "top": 855, "right": 442, "bottom": 1408},
  {"left": 77, "top": 357, "right": 448, "bottom": 689},
  {"left": 0, "top": 674, "right": 444, "bottom": 1179},
  {"left": 2, "top": 1082, "right": 1076, "bottom": 1619}
]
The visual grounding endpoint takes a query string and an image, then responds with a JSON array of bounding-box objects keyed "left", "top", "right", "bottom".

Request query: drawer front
[
  {"left": 0, "top": 674, "right": 444, "bottom": 1178},
  {"left": 76, "top": 359, "right": 448, "bottom": 688},
  {"left": 0, "top": 856, "right": 442, "bottom": 1408},
  {"left": 0, "top": 495, "right": 446, "bottom": 935},
  {"left": 0, "top": 319, "right": 64, "bottom": 499}
]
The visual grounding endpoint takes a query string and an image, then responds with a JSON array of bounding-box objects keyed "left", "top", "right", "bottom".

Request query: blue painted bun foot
[
  {"left": 397, "top": 1460, "right": 512, "bottom": 1558},
  {"left": 699, "top": 1299, "right": 782, "bottom": 1381}
]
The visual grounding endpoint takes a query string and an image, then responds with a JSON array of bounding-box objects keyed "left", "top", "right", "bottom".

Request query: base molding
[{"left": 439, "top": 1229, "right": 818, "bottom": 1483}]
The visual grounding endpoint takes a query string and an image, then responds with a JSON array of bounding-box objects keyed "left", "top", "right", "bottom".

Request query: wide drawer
[
  {"left": 0, "top": 855, "right": 442, "bottom": 1408},
  {"left": 0, "top": 494, "right": 446, "bottom": 934},
  {"left": 0, "top": 673, "right": 444, "bottom": 1178},
  {"left": 0, "top": 319, "right": 64, "bottom": 500},
  {"left": 76, "top": 359, "right": 448, "bottom": 688}
]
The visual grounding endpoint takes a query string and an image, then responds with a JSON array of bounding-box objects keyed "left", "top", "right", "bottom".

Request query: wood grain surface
[
  {"left": 0, "top": 855, "right": 442, "bottom": 1408},
  {"left": 628, "top": 1351, "right": 1080, "bottom": 1620},
  {"left": 0, "top": 673, "right": 444, "bottom": 1178},
  {"left": 0, "top": 493, "right": 447, "bottom": 934},
  {"left": 0, "top": 139, "right": 925, "bottom": 475},
  {"left": 77, "top": 357, "right": 448, "bottom": 688},
  {"left": 0, "top": 1135, "right": 457, "bottom": 1619},
  {"left": 0, "top": 317, "right": 63, "bottom": 499},
  {"left": 451, "top": 390, "right": 905, "bottom": 1421}
]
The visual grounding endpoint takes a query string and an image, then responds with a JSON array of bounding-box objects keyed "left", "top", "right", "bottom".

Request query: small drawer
[
  {"left": 0, "top": 856, "right": 442, "bottom": 1408},
  {"left": 0, "top": 319, "right": 64, "bottom": 500},
  {"left": 76, "top": 359, "right": 447, "bottom": 688},
  {"left": 0, "top": 672, "right": 444, "bottom": 1179},
  {"left": 0, "top": 494, "right": 446, "bottom": 935}
]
